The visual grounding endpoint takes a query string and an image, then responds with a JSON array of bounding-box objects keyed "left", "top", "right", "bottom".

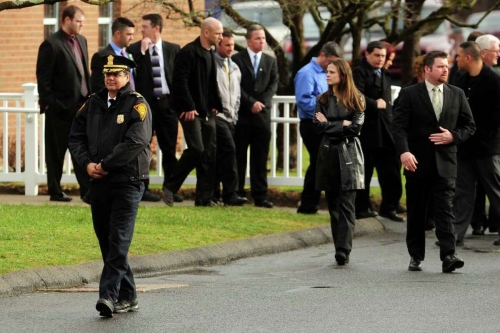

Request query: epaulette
[{"left": 130, "top": 91, "right": 144, "bottom": 99}]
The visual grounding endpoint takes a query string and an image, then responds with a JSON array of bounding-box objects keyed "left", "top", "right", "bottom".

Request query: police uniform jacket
[{"left": 69, "top": 83, "right": 152, "bottom": 183}]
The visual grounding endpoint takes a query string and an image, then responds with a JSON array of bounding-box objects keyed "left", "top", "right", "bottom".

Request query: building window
[
  {"left": 43, "top": 3, "right": 59, "bottom": 38},
  {"left": 98, "top": 3, "right": 113, "bottom": 49}
]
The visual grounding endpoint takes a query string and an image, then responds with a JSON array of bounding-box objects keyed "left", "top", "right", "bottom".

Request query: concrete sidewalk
[{"left": 0, "top": 194, "right": 385, "bottom": 297}]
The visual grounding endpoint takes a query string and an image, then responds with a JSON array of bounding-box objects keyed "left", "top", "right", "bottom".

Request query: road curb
[{"left": 0, "top": 217, "right": 383, "bottom": 298}]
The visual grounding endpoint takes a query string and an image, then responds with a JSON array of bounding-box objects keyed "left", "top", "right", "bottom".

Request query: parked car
[{"left": 464, "top": 10, "right": 500, "bottom": 39}]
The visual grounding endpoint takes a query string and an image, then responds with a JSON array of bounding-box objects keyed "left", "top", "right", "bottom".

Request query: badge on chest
[{"left": 117, "top": 114, "right": 124, "bottom": 124}]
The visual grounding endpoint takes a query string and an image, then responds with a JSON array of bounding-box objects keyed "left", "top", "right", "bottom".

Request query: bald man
[{"left": 163, "top": 18, "right": 224, "bottom": 206}]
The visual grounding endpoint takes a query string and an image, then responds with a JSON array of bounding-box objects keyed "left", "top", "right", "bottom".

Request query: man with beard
[{"left": 392, "top": 51, "right": 475, "bottom": 273}]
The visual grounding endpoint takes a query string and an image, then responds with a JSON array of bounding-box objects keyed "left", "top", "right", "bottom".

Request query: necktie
[
  {"left": 223, "top": 58, "right": 230, "bottom": 84},
  {"left": 431, "top": 86, "right": 442, "bottom": 120},
  {"left": 109, "top": 98, "right": 117, "bottom": 108},
  {"left": 121, "top": 49, "right": 135, "bottom": 90},
  {"left": 70, "top": 37, "right": 88, "bottom": 97},
  {"left": 375, "top": 69, "right": 382, "bottom": 78},
  {"left": 151, "top": 45, "right": 163, "bottom": 98},
  {"left": 253, "top": 54, "right": 259, "bottom": 79}
]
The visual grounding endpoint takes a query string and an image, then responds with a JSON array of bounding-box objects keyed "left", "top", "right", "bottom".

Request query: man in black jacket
[
  {"left": 163, "top": 17, "right": 223, "bottom": 206},
  {"left": 129, "top": 14, "right": 182, "bottom": 203},
  {"left": 393, "top": 51, "right": 475, "bottom": 273},
  {"left": 232, "top": 24, "right": 279, "bottom": 208},
  {"left": 69, "top": 55, "right": 151, "bottom": 317},
  {"left": 352, "top": 41, "right": 404, "bottom": 222},
  {"left": 36, "top": 5, "right": 90, "bottom": 203},
  {"left": 452, "top": 41, "right": 500, "bottom": 246}
]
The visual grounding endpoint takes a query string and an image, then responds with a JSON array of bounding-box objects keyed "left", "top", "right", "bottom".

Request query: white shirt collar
[
  {"left": 247, "top": 48, "right": 262, "bottom": 63},
  {"left": 424, "top": 80, "right": 444, "bottom": 93}
]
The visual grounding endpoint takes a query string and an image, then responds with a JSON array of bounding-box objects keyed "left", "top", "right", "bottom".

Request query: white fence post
[{"left": 22, "top": 83, "right": 39, "bottom": 196}]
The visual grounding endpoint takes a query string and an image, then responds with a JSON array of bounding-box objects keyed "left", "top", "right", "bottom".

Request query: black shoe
[
  {"left": 355, "top": 209, "right": 378, "bottom": 219},
  {"left": 173, "top": 193, "right": 183, "bottom": 203},
  {"left": 163, "top": 187, "right": 174, "bottom": 206},
  {"left": 297, "top": 207, "right": 318, "bottom": 214},
  {"left": 335, "top": 252, "right": 348, "bottom": 266},
  {"left": 489, "top": 226, "right": 498, "bottom": 233},
  {"left": 224, "top": 195, "right": 247, "bottom": 206},
  {"left": 396, "top": 205, "right": 407, "bottom": 214},
  {"left": 49, "top": 192, "right": 73, "bottom": 202},
  {"left": 96, "top": 298, "right": 114, "bottom": 318},
  {"left": 141, "top": 189, "right": 161, "bottom": 202},
  {"left": 379, "top": 210, "right": 405, "bottom": 222},
  {"left": 493, "top": 238, "right": 500, "bottom": 246},
  {"left": 195, "top": 200, "right": 219, "bottom": 207},
  {"left": 435, "top": 240, "right": 440, "bottom": 247},
  {"left": 255, "top": 200, "right": 273, "bottom": 208},
  {"left": 82, "top": 193, "right": 91, "bottom": 205},
  {"left": 408, "top": 257, "right": 422, "bottom": 271},
  {"left": 442, "top": 254, "right": 464, "bottom": 273},
  {"left": 472, "top": 228, "right": 485, "bottom": 236},
  {"left": 113, "top": 299, "right": 139, "bottom": 313}
]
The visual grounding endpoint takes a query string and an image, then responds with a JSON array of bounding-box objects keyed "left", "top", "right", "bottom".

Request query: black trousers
[
  {"left": 453, "top": 155, "right": 500, "bottom": 242},
  {"left": 326, "top": 189, "right": 356, "bottom": 255},
  {"left": 151, "top": 98, "right": 179, "bottom": 189},
  {"left": 406, "top": 175, "right": 456, "bottom": 261},
  {"left": 166, "top": 115, "right": 216, "bottom": 204},
  {"left": 213, "top": 117, "right": 239, "bottom": 201},
  {"left": 45, "top": 104, "right": 89, "bottom": 198},
  {"left": 355, "top": 146, "right": 402, "bottom": 213},
  {"left": 298, "top": 119, "right": 322, "bottom": 212},
  {"left": 235, "top": 122, "right": 271, "bottom": 202},
  {"left": 471, "top": 182, "right": 498, "bottom": 231},
  {"left": 90, "top": 180, "right": 144, "bottom": 302}
]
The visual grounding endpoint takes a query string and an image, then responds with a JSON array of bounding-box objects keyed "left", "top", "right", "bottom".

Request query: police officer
[{"left": 69, "top": 55, "right": 152, "bottom": 317}]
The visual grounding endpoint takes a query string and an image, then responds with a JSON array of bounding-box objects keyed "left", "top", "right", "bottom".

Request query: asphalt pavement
[{"left": 0, "top": 194, "right": 384, "bottom": 298}]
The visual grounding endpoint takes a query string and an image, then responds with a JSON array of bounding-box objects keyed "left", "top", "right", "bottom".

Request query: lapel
[
  {"left": 76, "top": 35, "right": 88, "bottom": 74},
  {"left": 416, "top": 82, "right": 437, "bottom": 119},
  {"left": 57, "top": 30, "right": 79, "bottom": 70},
  {"left": 442, "top": 84, "right": 451, "bottom": 118},
  {"left": 242, "top": 50, "right": 255, "bottom": 79}
]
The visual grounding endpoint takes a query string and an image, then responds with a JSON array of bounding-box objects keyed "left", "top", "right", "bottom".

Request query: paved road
[{"left": 1, "top": 220, "right": 499, "bottom": 333}]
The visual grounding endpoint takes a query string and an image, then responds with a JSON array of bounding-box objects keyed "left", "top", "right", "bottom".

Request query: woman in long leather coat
[{"left": 313, "top": 59, "right": 366, "bottom": 265}]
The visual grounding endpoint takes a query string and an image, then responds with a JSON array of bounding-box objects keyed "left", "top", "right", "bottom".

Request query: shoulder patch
[
  {"left": 77, "top": 102, "right": 87, "bottom": 114},
  {"left": 134, "top": 103, "right": 148, "bottom": 121},
  {"left": 130, "top": 91, "right": 144, "bottom": 98}
]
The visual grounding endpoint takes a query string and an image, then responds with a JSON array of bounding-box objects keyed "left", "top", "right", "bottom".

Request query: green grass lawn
[{"left": 0, "top": 204, "right": 327, "bottom": 275}]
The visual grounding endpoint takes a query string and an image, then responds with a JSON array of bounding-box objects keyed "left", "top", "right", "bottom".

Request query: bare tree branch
[{"left": 0, "top": 0, "right": 114, "bottom": 11}]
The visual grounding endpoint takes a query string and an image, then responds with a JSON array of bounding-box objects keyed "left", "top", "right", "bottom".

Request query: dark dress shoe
[
  {"left": 82, "top": 193, "right": 91, "bottom": 205},
  {"left": 173, "top": 193, "right": 184, "bottom": 203},
  {"left": 493, "top": 238, "right": 500, "bottom": 246},
  {"left": 442, "top": 254, "right": 464, "bottom": 273},
  {"left": 195, "top": 200, "right": 219, "bottom": 207},
  {"left": 141, "top": 189, "right": 161, "bottom": 202},
  {"left": 396, "top": 205, "right": 407, "bottom": 214},
  {"left": 356, "top": 209, "right": 378, "bottom": 219},
  {"left": 224, "top": 195, "right": 248, "bottom": 206},
  {"left": 163, "top": 187, "right": 174, "bottom": 206},
  {"left": 379, "top": 210, "right": 405, "bottom": 222},
  {"left": 96, "top": 298, "right": 114, "bottom": 318},
  {"left": 49, "top": 192, "right": 72, "bottom": 202},
  {"left": 297, "top": 207, "right": 318, "bottom": 214},
  {"left": 472, "top": 228, "right": 485, "bottom": 236},
  {"left": 408, "top": 257, "right": 422, "bottom": 271},
  {"left": 335, "top": 252, "right": 348, "bottom": 266},
  {"left": 489, "top": 226, "right": 498, "bottom": 233},
  {"left": 114, "top": 299, "right": 139, "bottom": 313},
  {"left": 255, "top": 200, "right": 273, "bottom": 208}
]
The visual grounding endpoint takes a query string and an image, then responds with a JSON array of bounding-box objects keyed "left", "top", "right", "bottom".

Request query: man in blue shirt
[{"left": 294, "top": 42, "right": 342, "bottom": 214}]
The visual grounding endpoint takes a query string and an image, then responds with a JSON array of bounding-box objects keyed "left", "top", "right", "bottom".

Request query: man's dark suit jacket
[
  {"left": 453, "top": 64, "right": 500, "bottom": 157},
  {"left": 36, "top": 29, "right": 91, "bottom": 114},
  {"left": 231, "top": 50, "right": 278, "bottom": 127},
  {"left": 128, "top": 40, "right": 180, "bottom": 108},
  {"left": 392, "top": 82, "right": 476, "bottom": 178},
  {"left": 90, "top": 44, "right": 115, "bottom": 93},
  {"left": 352, "top": 58, "right": 393, "bottom": 149},
  {"left": 168, "top": 37, "right": 221, "bottom": 117}
]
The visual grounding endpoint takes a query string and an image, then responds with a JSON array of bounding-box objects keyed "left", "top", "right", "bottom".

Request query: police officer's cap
[{"left": 102, "top": 54, "right": 136, "bottom": 73}]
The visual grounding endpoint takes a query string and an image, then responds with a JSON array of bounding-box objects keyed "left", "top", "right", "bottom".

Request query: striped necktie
[{"left": 151, "top": 45, "right": 163, "bottom": 98}]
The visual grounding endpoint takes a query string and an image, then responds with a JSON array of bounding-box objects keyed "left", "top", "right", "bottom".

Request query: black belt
[{"left": 157, "top": 94, "right": 169, "bottom": 100}]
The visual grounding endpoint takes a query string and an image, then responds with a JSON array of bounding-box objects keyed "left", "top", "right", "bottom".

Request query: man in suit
[
  {"left": 90, "top": 17, "right": 135, "bottom": 93},
  {"left": 232, "top": 24, "right": 279, "bottom": 208},
  {"left": 163, "top": 17, "right": 223, "bottom": 206},
  {"left": 128, "top": 14, "right": 183, "bottom": 203},
  {"left": 451, "top": 41, "right": 500, "bottom": 247},
  {"left": 352, "top": 41, "right": 404, "bottom": 222},
  {"left": 36, "top": 5, "right": 90, "bottom": 203},
  {"left": 294, "top": 41, "right": 342, "bottom": 214},
  {"left": 392, "top": 51, "right": 476, "bottom": 273}
]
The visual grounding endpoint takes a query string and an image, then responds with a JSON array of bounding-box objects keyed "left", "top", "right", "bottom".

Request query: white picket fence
[{"left": 0, "top": 84, "right": 398, "bottom": 196}]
